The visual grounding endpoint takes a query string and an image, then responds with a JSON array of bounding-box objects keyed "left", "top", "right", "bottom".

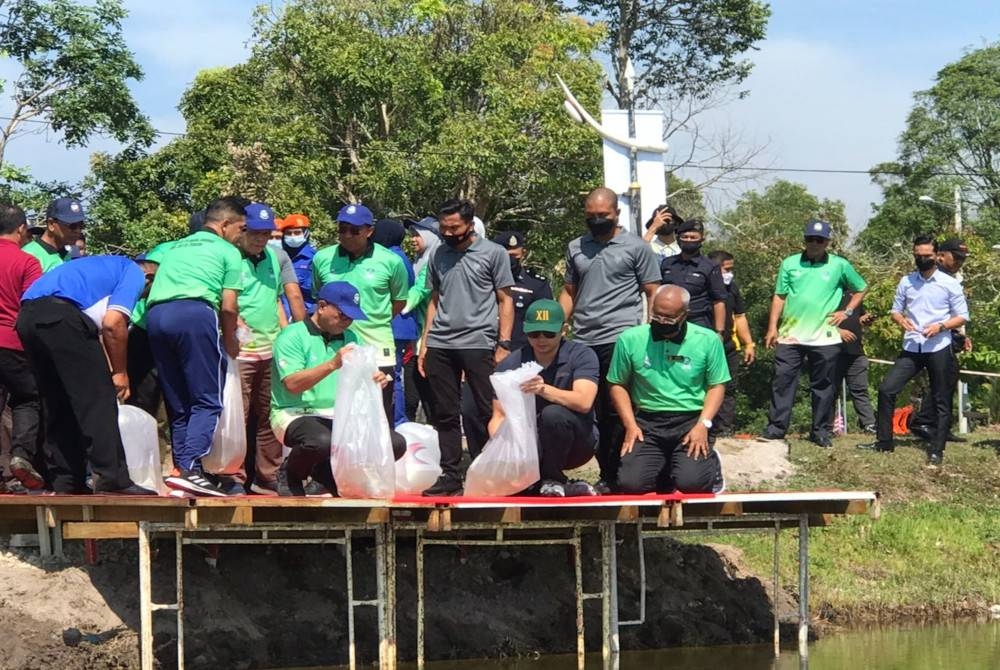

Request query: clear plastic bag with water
[
  {"left": 118, "top": 404, "right": 166, "bottom": 494},
  {"left": 394, "top": 422, "right": 442, "bottom": 494},
  {"left": 203, "top": 356, "right": 247, "bottom": 474}
]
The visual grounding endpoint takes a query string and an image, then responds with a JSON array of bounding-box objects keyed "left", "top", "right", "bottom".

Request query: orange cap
[{"left": 281, "top": 213, "right": 310, "bottom": 230}]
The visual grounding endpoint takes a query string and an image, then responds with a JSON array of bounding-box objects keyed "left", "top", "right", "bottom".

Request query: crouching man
[
  {"left": 488, "top": 299, "right": 599, "bottom": 497},
  {"left": 269, "top": 281, "right": 405, "bottom": 496},
  {"left": 607, "top": 285, "right": 728, "bottom": 494}
]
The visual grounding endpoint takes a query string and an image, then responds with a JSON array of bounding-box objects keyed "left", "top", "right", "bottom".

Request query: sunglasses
[
  {"left": 527, "top": 331, "right": 558, "bottom": 339},
  {"left": 804, "top": 236, "right": 828, "bottom": 244}
]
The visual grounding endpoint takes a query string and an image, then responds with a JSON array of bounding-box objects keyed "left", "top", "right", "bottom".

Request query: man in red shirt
[{"left": 0, "top": 203, "right": 44, "bottom": 492}]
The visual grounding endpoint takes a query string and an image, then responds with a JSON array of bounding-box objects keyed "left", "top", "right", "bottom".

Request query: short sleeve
[
  {"left": 492, "top": 246, "right": 515, "bottom": 290},
  {"left": 277, "top": 250, "right": 297, "bottom": 284},
  {"left": 841, "top": 259, "right": 867, "bottom": 292},
  {"left": 108, "top": 262, "right": 148, "bottom": 317},
  {"left": 891, "top": 277, "right": 907, "bottom": 314},
  {"left": 427, "top": 248, "right": 441, "bottom": 291},
  {"left": 570, "top": 344, "right": 600, "bottom": 384},
  {"left": 388, "top": 253, "right": 409, "bottom": 301},
  {"left": 605, "top": 336, "right": 632, "bottom": 386},
  {"left": 563, "top": 244, "right": 578, "bottom": 286},
  {"left": 707, "top": 265, "right": 727, "bottom": 301},
  {"left": 774, "top": 258, "right": 791, "bottom": 296},
  {"left": 222, "top": 245, "right": 243, "bottom": 292},
  {"left": 731, "top": 283, "right": 746, "bottom": 315},
  {"left": 634, "top": 242, "right": 661, "bottom": 286},
  {"left": 273, "top": 328, "right": 305, "bottom": 380},
  {"left": 21, "top": 256, "right": 42, "bottom": 294},
  {"left": 537, "top": 276, "right": 553, "bottom": 300},
  {"left": 704, "top": 336, "right": 731, "bottom": 386}
]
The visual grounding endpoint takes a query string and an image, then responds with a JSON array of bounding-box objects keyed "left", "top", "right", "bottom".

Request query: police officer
[
  {"left": 659, "top": 219, "right": 727, "bottom": 332},
  {"left": 492, "top": 230, "right": 553, "bottom": 351}
]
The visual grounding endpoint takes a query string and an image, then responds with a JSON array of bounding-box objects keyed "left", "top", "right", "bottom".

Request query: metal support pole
[
  {"left": 175, "top": 532, "right": 185, "bottom": 670},
  {"left": 797, "top": 515, "right": 809, "bottom": 659},
  {"left": 345, "top": 529, "right": 357, "bottom": 670},
  {"left": 35, "top": 507, "right": 51, "bottom": 558},
  {"left": 573, "top": 528, "right": 585, "bottom": 670},
  {"left": 138, "top": 522, "right": 154, "bottom": 670},
  {"left": 773, "top": 524, "right": 781, "bottom": 658},
  {"left": 600, "top": 522, "right": 620, "bottom": 669},
  {"left": 381, "top": 523, "right": 397, "bottom": 670},
  {"left": 416, "top": 529, "right": 425, "bottom": 670},
  {"left": 618, "top": 525, "right": 646, "bottom": 627}
]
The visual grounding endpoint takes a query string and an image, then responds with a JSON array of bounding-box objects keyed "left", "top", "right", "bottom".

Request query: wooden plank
[
  {"left": 657, "top": 504, "right": 671, "bottom": 528},
  {"left": 63, "top": 522, "right": 139, "bottom": 540},
  {"left": 500, "top": 507, "right": 522, "bottom": 524},
  {"left": 616, "top": 506, "right": 639, "bottom": 523}
]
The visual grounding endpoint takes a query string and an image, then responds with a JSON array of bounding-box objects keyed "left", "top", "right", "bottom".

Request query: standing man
[
  {"left": 489, "top": 299, "right": 599, "bottom": 497},
  {"left": 859, "top": 235, "right": 969, "bottom": 466},
  {"left": 492, "top": 230, "right": 553, "bottom": 351},
  {"left": 760, "top": 220, "right": 867, "bottom": 448},
  {"left": 608, "top": 286, "right": 729, "bottom": 495},
  {"left": 559, "top": 186, "right": 661, "bottom": 492},
  {"left": 23, "top": 197, "right": 85, "bottom": 273},
  {"left": 146, "top": 197, "right": 247, "bottom": 497},
  {"left": 312, "top": 204, "right": 409, "bottom": 420},
  {"left": 418, "top": 199, "right": 515, "bottom": 496},
  {"left": 909, "top": 238, "right": 970, "bottom": 443},
  {"left": 659, "top": 219, "right": 727, "bottom": 331},
  {"left": 707, "top": 250, "right": 755, "bottom": 436},
  {"left": 0, "top": 204, "right": 43, "bottom": 491},
  {"left": 126, "top": 249, "right": 168, "bottom": 418},
  {"left": 834, "top": 292, "right": 877, "bottom": 434},
  {"left": 17, "top": 255, "right": 156, "bottom": 495},
  {"left": 279, "top": 213, "right": 316, "bottom": 316},
  {"left": 234, "top": 203, "right": 306, "bottom": 494},
  {"left": 642, "top": 204, "right": 682, "bottom": 260}
]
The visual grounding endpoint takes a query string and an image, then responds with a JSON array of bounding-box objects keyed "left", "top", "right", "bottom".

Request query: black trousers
[
  {"left": 125, "top": 326, "right": 163, "bottom": 419},
  {"left": 911, "top": 349, "right": 959, "bottom": 429},
  {"left": 0, "top": 347, "right": 41, "bottom": 467},
  {"left": 403, "top": 356, "right": 434, "bottom": 421},
  {"left": 714, "top": 344, "right": 740, "bottom": 435},
  {"left": 835, "top": 353, "right": 876, "bottom": 429},
  {"left": 460, "top": 381, "right": 489, "bottom": 459},
  {"left": 876, "top": 349, "right": 953, "bottom": 451},
  {"left": 618, "top": 412, "right": 723, "bottom": 494},
  {"left": 283, "top": 415, "right": 405, "bottom": 490},
  {"left": 537, "top": 404, "right": 596, "bottom": 483},
  {"left": 590, "top": 342, "right": 624, "bottom": 485},
  {"left": 423, "top": 347, "right": 494, "bottom": 480},
  {"left": 765, "top": 343, "right": 840, "bottom": 441},
  {"left": 16, "top": 298, "right": 132, "bottom": 493}
]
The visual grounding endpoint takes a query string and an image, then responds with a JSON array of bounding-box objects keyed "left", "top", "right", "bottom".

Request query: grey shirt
[
  {"left": 425, "top": 236, "right": 515, "bottom": 349},
  {"left": 564, "top": 228, "right": 661, "bottom": 346},
  {"left": 276, "top": 249, "right": 298, "bottom": 285}
]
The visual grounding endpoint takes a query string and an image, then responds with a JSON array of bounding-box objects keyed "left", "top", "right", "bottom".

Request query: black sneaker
[
  {"left": 808, "top": 435, "right": 833, "bottom": 449},
  {"left": 926, "top": 451, "right": 944, "bottom": 467},
  {"left": 9, "top": 456, "right": 45, "bottom": 491},
  {"left": 593, "top": 479, "right": 614, "bottom": 495},
  {"left": 755, "top": 434, "right": 785, "bottom": 444},
  {"left": 303, "top": 480, "right": 334, "bottom": 498},
  {"left": 164, "top": 470, "right": 227, "bottom": 497},
  {"left": 249, "top": 480, "right": 278, "bottom": 496},
  {"left": 98, "top": 484, "right": 158, "bottom": 496},
  {"left": 909, "top": 424, "right": 932, "bottom": 440},
  {"left": 276, "top": 462, "right": 305, "bottom": 497},
  {"left": 422, "top": 474, "right": 463, "bottom": 497},
  {"left": 856, "top": 442, "right": 894, "bottom": 453},
  {"left": 946, "top": 433, "right": 967, "bottom": 443}
]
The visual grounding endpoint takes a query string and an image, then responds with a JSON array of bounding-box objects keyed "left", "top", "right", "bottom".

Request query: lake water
[{"left": 389, "top": 620, "right": 1000, "bottom": 670}]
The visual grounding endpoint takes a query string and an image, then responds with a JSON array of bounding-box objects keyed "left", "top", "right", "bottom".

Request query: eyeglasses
[
  {"left": 338, "top": 224, "right": 368, "bottom": 236},
  {"left": 650, "top": 314, "right": 685, "bottom": 325},
  {"left": 527, "top": 331, "right": 558, "bottom": 339},
  {"left": 804, "top": 236, "right": 828, "bottom": 244}
]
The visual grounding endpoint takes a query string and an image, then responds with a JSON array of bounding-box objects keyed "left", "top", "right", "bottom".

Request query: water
[{"left": 390, "top": 621, "right": 1000, "bottom": 670}]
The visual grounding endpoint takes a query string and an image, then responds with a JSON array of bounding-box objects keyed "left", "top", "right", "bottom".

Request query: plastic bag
[
  {"left": 464, "top": 361, "right": 542, "bottom": 497},
  {"left": 394, "top": 422, "right": 442, "bottom": 494},
  {"left": 118, "top": 404, "right": 166, "bottom": 494},
  {"left": 330, "top": 345, "right": 396, "bottom": 498},
  {"left": 203, "top": 356, "right": 247, "bottom": 474}
]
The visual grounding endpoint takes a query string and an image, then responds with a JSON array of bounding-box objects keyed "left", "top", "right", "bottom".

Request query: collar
[
  {"left": 799, "top": 250, "right": 829, "bottom": 265},
  {"left": 244, "top": 250, "right": 267, "bottom": 264},
  {"left": 522, "top": 338, "right": 566, "bottom": 368},
  {"left": 337, "top": 242, "right": 374, "bottom": 261},
  {"left": 915, "top": 269, "right": 940, "bottom": 282},
  {"left": 582, "top": 226, "right": 624, "bottom": 245},
  {"left": 36, "top": 237, "right": 68, "bottom": 258},
  {"left": 304, "top": 316, "right": 346, "bottom": 344}
]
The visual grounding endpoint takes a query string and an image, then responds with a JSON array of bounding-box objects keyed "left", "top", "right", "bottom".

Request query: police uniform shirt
[
  {"left": 510, "top": 266, "right": 553, "bottom": 349},
  {"left": 659, "top": 254, "right": 727, "bottom": 329}
]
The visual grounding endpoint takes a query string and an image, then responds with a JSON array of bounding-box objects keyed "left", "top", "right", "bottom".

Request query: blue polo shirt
[{"left": 22, "top": 255, "right": 146, "bottom": 327}]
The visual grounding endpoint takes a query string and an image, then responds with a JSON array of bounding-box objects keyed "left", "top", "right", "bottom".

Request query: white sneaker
[{"left": 539, "top": 480, "right": 566, "bottom": 497}]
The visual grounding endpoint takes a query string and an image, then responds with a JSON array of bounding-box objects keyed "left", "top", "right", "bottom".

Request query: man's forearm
[
  {"left": 700, "top": 384, "right": 726, "bottom": 422},
  {"left": 609, "top": 384, "right": 636, "bottom": 428},
  {"left": 767, "top": 295, "right": 785, "bottom": 331},
  {"left": 734, "top": 314, "right": 753, "bottom": 346},
  {"left": 845, "top": 290, "right": 867, "bottom": 313},
  {"left": 713, "top": 301, "right": 726, "bottom": 332},
  {"left": 497, "top": 291, "right": 514, "bottom": 341},
  {"left": 102, "top": 323, "right": 129, "bottom": 374}
]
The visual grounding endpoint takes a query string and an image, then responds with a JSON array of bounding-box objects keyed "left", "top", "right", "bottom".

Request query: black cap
[
  {"left": 675, "top": 218, "right": 704, "bottom": 235},
  {"left": 645, "top": 204, "right": 684, "bottom": 230},
  {"left": 492, "top": 230, "right": 525, "bottom": 249},
  {"left": 939, "top": 238, "right": 969, "bottom": 258}
]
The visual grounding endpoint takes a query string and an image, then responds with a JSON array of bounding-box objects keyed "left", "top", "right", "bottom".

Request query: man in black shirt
[
  {"left": 707, "top": 250, "right": 755, "bottom": 435},
  {"left": 835, "top": 292, "right": 876, "bottom": 433},
  {"left": 660, "top": 219, "right": 727, "bottom": 333}
]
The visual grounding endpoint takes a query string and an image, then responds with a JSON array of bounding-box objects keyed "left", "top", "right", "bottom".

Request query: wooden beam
[{"left": 63, "top": 522, "right": 139, "bottom": 540}]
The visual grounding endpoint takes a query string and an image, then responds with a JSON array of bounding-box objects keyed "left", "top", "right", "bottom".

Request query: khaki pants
[{"left": 235, "top": 359, "right": 283, "bottom": 485}]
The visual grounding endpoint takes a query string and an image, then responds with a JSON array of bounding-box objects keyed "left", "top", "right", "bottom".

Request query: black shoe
[
  {"left": 9, "top": 456, "right": 45, "bottom": 490},
  {"left": 276, "top": 462, "right": 305, "bottom": 497},
  {"left": 422, "top": 474, "right": 463, "bottom": 497},
  {"left": 809, "top": 436, "right": 832, "bottom": 449},
  {"left": 856, "top": 442, "right": 894, "bottom": 453},
  {"left": 593, "top": 479, "right": 616, "bottom": 495},
  {"left": 164, "top": 470, "right": 227, "bottom": 497},
  {"left": 946, "top": 433, "right": 967, "bottom": 443},
  {"left": 909, "top": 424, "right": 932, "bottom": 440},
  {"left": 99, "top": 484, "right": 158, "bottom": 496},
  {"left": 926, "top": 451, "right": 944, "bottom": 467}
]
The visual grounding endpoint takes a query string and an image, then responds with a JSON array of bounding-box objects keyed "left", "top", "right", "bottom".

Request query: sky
[{"left": 3, "top": 0, "right": 1000, "bottom": 231}]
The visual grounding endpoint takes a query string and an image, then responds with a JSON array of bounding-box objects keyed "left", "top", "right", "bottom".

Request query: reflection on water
[{"left": 287, "top": 620, "right": 1000, "bottom": 669}]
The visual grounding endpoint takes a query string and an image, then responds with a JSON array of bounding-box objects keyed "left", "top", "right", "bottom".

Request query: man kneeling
[
  {"left": 607, "top": 286, "right": 728, "bottom": 494},
  {"left": 270, "top": 281, "right": 405, "bottom": 496},
  {"left": 488, "top": 299, "right": 599, "bottom": 497}
]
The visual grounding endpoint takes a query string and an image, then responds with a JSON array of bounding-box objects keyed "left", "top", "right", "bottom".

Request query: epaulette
[{"left": 524, "top": 267, "right": 548, "bottom": 282}]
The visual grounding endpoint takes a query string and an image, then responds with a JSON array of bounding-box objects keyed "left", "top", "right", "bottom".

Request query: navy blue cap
[
  {"left": 336, "top": 203, "right": 374, "bottom": 227},
  {"left": 46, "top": 197, "right": 85, "bottom": 224},
  {"left": 406, "top": 216, "right": 440, "bottom": 236},
  {"left": 492, "top": 230, "right": 524, "bottom": 249},
  {"left": 318, "top": 281, "right": 368, "bottom": 321},
  {"left": 804, "top": 219, "right": 831, "bottom": 239},
  {"left": 245, "top": 203, "right": 277, "bottom": 231}
]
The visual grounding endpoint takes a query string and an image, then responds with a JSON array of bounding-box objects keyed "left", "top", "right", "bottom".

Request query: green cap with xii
[{"left": 523, "top": 299, "right": 564, "bottom": 334}]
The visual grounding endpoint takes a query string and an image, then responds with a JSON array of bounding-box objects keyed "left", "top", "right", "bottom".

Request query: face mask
[
  {"left": 915, "top": 256, "right": 936, "bottom": 272},
  {"left": 267, "top": 239, "right": 283, "bottom": 251},
  {"left": 722, "top": 271, "right": 734, "bottom": 286},
  {"left": 679, "top": 240, "right": 702, "bottom": 255},
  {"left": 586, "top": 216, "right": 616, "bottom": 237},
  {"left": 284, "top": 233, "right": 307, "bottom": 248},
  {"left": 651, "top": 320, "right": 684, "bottom": 341},
  {"left": 656, "top": 224, "right": 676, "bottom": 237},
  {"left": 442, "top": 228, "right": 473, "bottom": 248},
  {"left": 509, "top": 256, "right": 522, "bottom": 277}
]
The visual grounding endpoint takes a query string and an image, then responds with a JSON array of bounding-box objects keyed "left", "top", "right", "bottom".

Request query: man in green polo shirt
[
  {"left": 607, "top": 285, "right": 729, "bottom": 494},
  {"left": 22, "top": 197, "right": 85, "bottom": 272},
  {"left": 759, "top": 220, "right": 868, "bottom": 448},
  {"left": 311, "top": 203, "right": 409, "bottom": 421},
  {"left": 270, "top": 281, "right": 405, "bottom": 496}
]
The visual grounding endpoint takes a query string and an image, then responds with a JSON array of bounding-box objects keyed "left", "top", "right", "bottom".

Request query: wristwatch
[
  {"left": 844, "top": 308, "right": 854, "bottom": 317},
  {"left": 497, "top": 340, "right": 512, "bottom": 351},
  {"left": 700, "top": 418, "right": 713, "bottom": 429}
]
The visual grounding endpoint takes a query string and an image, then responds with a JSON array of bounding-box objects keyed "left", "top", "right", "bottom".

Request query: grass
[{"left": 707, "top": 431, "right": 1000, "bottom": 621}]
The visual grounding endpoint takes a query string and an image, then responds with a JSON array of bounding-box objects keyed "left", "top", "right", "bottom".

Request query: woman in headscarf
[{"left": 400, "top": 217, "right": 441, "bottom": 422}]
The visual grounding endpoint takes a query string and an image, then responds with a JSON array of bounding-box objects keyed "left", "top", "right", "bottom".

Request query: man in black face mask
[
  {"left": 559, "top": 187, "right": 661, "bottom": 493},
  {"left": 858, "top": 235, "right": 969, "bottom": 466},
  {"left": 659, "top": 219, "right": 727, "bottom": 333},
  {"left": 492, "top": 230, "right": 553, "bottom": 351}
]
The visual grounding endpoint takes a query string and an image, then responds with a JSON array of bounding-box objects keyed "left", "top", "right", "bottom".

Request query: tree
[{"left": 0, "top": 0, "right": 153, "bottom": 170}]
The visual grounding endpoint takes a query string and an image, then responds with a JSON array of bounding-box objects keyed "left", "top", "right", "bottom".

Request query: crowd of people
[{"left": 0, "top": 188, "right": 973, "bottom": 498}]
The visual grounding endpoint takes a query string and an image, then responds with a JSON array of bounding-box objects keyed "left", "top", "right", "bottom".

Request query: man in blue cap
[
  {"left": 269, "top": 281, "right": 405, "bottom": 496},
  {"left": 23, "top": 197, "right": 86, "bottom": 273},
  {"left": 17, "top": 255, "right": 157, "bottom": 494}
]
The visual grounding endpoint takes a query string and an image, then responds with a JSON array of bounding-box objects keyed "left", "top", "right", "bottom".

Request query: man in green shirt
[
  {"left": 760, "top": 220, "right": 868, "bottom": 448},
  {"left": 311, "top": 204, "right": 409, "bottom": 421},
  {"left": 146, "top": 196, "right": 247, "bottom": 497},
  {"left": 270, "top": 281, "right": 404, "bottom": 496},
  {"left": 607, "top": 285, "right": 729, "bottom": 494},
  {"left": 22, "top": 197, "right": 85, "bottom": 273}
]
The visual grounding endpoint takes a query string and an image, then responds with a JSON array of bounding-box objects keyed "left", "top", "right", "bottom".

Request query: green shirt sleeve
[
  {"left": 774, "top": 257, "right": 791, "bottom": 296},
  {"left": 605, "top": 336, "right": 632, "bottom": 386},
  {"left": 388, "top": 254, "right": 409, "bottom": 301},
  {"left": 705, "top": 335, "right": 731, "bottom": 386},
  {"left": 840, "top": 258, "right": 867, "bottom": 292},
  {"left": 222, "top": 244, "right": 244, "bottom": 291},
  {"left": 273, "top": 328, "right": 305, "bottom": 380}
]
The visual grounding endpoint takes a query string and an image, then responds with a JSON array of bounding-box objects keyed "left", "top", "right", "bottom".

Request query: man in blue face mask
[{"left": 277, "top": 213, "right": 316, "bottom": 316}]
